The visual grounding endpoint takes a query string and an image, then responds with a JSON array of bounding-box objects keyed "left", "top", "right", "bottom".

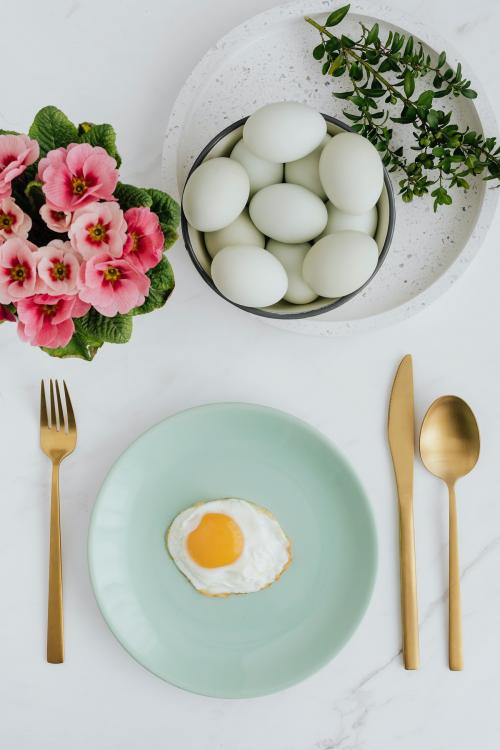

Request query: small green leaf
[
  {"left": 325, "top": 4, "right": 350, "bottom": 27},
  {"left": 378, "top": 58, "right": 393, "bottom": 74},
  {"left": 79, "top": 123, "right": 122, "bottom": 167},
  {"left": 343, "top": 111, "right": 362, "bottom": 122},
  {"left": 28, "top": 106, "right": 78, "bottom": 156},
  {"left": 0, "top": 128, "right": 19, "bottom": 135},
  {"left": 42, "top": 330, "right": 102, "bottom": 361},
  {"left": 340, "top": 34, "right": 355, "bottom": 48},
  {"left": 325, "top": 37, "right": 340, "bottom": 53},
  {"left": 133, "top": 256, "right": 175, "bottom": 316},
  {"left": 334, "top": 90, "right": 355, "bottom": 99},
  {"left": 404, "top": 70, "right": 415, "bottom": 97},
  {"left": 426, "top": 109, "right": 440, "bottom": 129},
  {"left": 144, "top": 188, "right": 180, "bottom": 249},
  {"left": 348, "top": 63, "right": 363, "bottom": 81},
  {"left": 437, "top": 51, "right": 446, "bottom": 68},
  {"left": 77, "top": 308, "right": 133, "bottom": 344},
  {"left": 404, "top": 36, "right": 414, "bottom": 57},
  {"left": 416, "top": 90, "right": 434, "bottom": 109},
  {"left": 114, "top": 182, "right": 153, "bottom": 210},
  {"left": 313, "top": 44, "right": 325, "bottom": 60},
  {"left": 366, "top": 23, "right": 379, "bottom": 45},
  {"left": 328, "top": 54, "right": 345, "bottom": 75},
  {"left": 462, "top": 88, "right": 477, "bottom": 99}
]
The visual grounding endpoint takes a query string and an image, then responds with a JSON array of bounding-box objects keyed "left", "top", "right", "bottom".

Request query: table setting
[{"left": 1, "top": 0, "right": 500, "bottom": 748}]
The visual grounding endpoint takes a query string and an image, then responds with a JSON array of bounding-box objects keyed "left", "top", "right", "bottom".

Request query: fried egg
[{"left": 166, "top": 498, "right": 291, "bottom": 596}]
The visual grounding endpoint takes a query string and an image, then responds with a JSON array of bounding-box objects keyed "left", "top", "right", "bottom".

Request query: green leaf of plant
[
  {"left": 328, "top": 54, "right": 344, "bottom": 75},
  {"left": 462, "top": 88, "right": 477, "bottom": 99},
  {"left": 42, "top": 329, "right": 102, "bottom": 361},
  {"left": 79, "top": 122, "right": 122, "bottom": 167},
  {"left": 77, "top": 308, "right": 133, "bottom": 344},
  {"left": 114, "top": 182, "right": 153, "bottom": 210},
  {"left": 366, "top": 23, "right": 379, "bottom": 45},
  {"left": 437, "top": 51, "right": 446, "bottom": 68},
  {"left": 144, "top": 188, "right": 180, "bottom": 249},
  {"left": 378, "top": 58, "right": 393, "bottom": 74},
  {"left": 28, "top": 106, "right": 78, "bottom": 156},
  {"left": 132, "top": 256, "right": 175, "bottom": 316},
  {"left": 404, "top": 70, "right": 415, "bottom": 97},
  {"left": 313, "top": 44, "right": 325, "bottom": 60},
  {"left": 325, "top": 4, "right": 350, "bottom": 27},
  {"left": 325, "top": 37, "right": 340, "bottom": 53},
  {"left": 404, "top": 36, "right": 414, "bottom": 57},
  {"left": 0, "top": 128, "right": 19, "bottom": 135},
  {"left": 416, "top": 90, "right": 434, "bottom": 109},
  {"left": 426, "top": 109, "right": 440, "bottom": 129},
  {"left": 334, "top": 90, "right": 354, "bottom": 99}
]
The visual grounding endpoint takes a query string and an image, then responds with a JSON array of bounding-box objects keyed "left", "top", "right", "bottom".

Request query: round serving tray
[{"left": 162, "top": 0, "right": 498, "bottom": 336}]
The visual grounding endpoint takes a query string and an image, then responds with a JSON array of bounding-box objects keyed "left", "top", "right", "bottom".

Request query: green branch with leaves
[{"left": 305, "top": 4, "right": 500, "bottom": 210}]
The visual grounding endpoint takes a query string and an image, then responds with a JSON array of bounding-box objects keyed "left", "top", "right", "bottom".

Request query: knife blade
[{"left": 388, "top": 354, "right": 419, "bottom": 670}]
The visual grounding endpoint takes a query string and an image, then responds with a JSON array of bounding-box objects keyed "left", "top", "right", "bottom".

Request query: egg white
[{"left": 166, "top": 498, "right": 291, "bottom": 596}]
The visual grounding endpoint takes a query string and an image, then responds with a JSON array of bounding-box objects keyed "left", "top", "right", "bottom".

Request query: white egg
[
  {"left": 319, "top": 132, "right": 383, "bottom": 214},
  {"left": 230, "top": 139, "right": 283, "bottom": 196},
  {"left": 303, "top": 231, "right": 379, "bottom": 298},
  {"left": 284, "top": 134, "right": 331, "bottom": 199},
  {"left": 249, "top": 184, "right": 327, "bottom": 244},
  {"left": 243, "top": 101, "right": 327, "bottom": 163},
  {"left": 267, "top": 240, "right": 317, "bottom": 305},
  {"left": 167, "top": 498, "right": 291, "bottom": 596},
  {"left": 211, "top": 245, "right": 288, "bottom": 307},
  {"left": 319, "top": 203, "right": 378, "bottom": 238},
  {"left": 204, "top": 209, "right": 265, "bottom": 258},
  {"left": 182, "top": 157, "right": 250, "bottom": 232}
]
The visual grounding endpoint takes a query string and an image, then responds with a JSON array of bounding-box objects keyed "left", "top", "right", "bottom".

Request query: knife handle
[{"left": 399, "top": 502, "right": 419, "bottom": 669}]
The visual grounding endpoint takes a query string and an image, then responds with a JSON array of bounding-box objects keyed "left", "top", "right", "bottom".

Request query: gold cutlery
[
  {"left": 40, "top": 380, "right": 76, "bottom": 664},
  {"left": 388, "top": 354, "right": 419, "bottom": 670},
  {"left": 419, "top": 396, "right": 480, "bottom": 671}
]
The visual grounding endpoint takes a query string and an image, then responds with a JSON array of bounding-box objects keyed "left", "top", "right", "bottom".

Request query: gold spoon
[{"left": 419, "top": 396, "right": 480, "bottom": 670}]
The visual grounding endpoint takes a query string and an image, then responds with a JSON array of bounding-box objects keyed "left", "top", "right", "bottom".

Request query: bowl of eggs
[{"left": 181, "top": 101, "right": 395, "bottom": 319}]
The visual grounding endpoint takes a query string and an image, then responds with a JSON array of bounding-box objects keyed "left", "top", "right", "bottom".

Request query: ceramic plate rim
[
  {"left": 162, "top": 0, "right": 499, "bottom": 336},
  {"left": 88, "top": 402, "right": 378, "bottom": 698}
]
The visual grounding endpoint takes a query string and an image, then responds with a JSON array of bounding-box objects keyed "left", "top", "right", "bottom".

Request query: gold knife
[{"left": 388, "top": 354, "right": 419, "bottom": 670}]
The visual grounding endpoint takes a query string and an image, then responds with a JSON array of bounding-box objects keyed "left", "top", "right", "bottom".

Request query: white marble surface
[{"left": 1, "top": 0, "right": 499, "bottom": 748}]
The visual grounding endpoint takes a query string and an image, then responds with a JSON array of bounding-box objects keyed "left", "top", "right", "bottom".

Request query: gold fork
[{"left": 40, "top": 380, "right": 76, "bottom": 664}]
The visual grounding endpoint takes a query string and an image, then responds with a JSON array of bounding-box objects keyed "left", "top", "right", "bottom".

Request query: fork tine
[
  {"left": 49, "top": 379, "right": 58, "bottom": 430},
  {"left": 55, "top": 381, "right": 65, "bottom": 433},
  {"left": 40, "top": 380, "right": 48, "bottom": 428},
  {"left": 63, "top": 381, "right": 76, "bottom": 432}
]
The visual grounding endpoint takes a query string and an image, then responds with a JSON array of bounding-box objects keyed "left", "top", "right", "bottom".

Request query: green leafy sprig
[{"left": 306, "top": 5, "right": 500, "bottom": 209}]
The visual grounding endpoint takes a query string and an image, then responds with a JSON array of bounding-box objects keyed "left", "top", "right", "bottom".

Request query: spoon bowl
[
  {"left": 419, "top": 395, "right": 480, "bottom": 671},
  {"left": 420, "top": 396, "right": 480, "bottom": 484}
]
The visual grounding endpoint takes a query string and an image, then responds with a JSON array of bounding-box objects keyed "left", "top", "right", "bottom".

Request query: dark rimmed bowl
[{"left": 181, "top": 114, "right": 395, "bottom": 320}]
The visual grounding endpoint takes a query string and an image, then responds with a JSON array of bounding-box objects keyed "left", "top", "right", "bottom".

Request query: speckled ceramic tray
[{"left": 162, "top": 1, "right": 498, "bottom": 336}]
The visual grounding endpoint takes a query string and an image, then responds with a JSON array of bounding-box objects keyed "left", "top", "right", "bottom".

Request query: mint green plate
[{"left": 88, "top": 403, "right": 377, "bottom": 698}]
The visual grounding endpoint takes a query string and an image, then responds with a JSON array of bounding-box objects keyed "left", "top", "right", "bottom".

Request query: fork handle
[{"left": 47, "top": 461, "right": 64, "bottom": 663}]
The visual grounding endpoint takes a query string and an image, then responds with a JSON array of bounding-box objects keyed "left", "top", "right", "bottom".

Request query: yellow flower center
[
  {"left": 87, "top": 223, "right": 107, "bottom": 243},
  {"left": 0, "top": 212, "right": 14, "bottom": 229},
  {"left": 50, "top": 262, "right": 67, "bottom": 281},
  {"left": 42, "top": 304, "right": 57, "bottom": 317},
  {"left": 103, "top": 267, "right": 121, "bottom": 283},
  {"left": 10, "top": 264, "right": 27, "bottom": 281},
  {"left": 129, "top": 231, "right": 140, "bottom": 251},
  {"left": 71, "top": 176, "right": 88, "bottom": 195}
]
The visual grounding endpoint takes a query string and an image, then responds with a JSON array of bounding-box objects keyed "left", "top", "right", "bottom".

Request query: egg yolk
[{"left": 187, "top": 512, "right": 244, "bottom": 568}]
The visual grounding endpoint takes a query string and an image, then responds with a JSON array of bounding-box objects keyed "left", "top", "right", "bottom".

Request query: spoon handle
[{"left": 448, "top": 484, "right": 463, "bottom": 670}]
